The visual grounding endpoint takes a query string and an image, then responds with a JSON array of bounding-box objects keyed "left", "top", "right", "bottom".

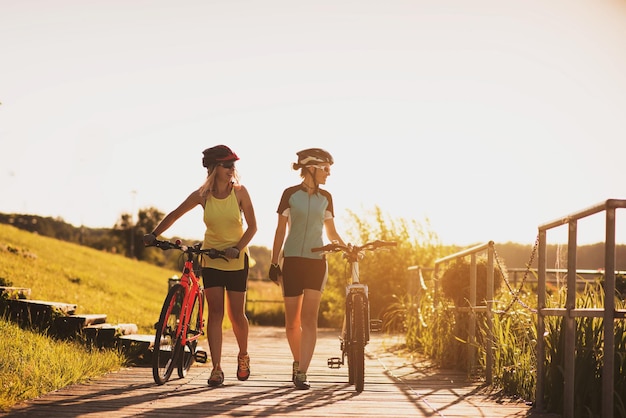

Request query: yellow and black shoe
[
  {"left": 208, "top": 368, "right": 224, "bottom": 387},
  {"left": 294, "top": 371, "right": 310, "bottom": 390}
]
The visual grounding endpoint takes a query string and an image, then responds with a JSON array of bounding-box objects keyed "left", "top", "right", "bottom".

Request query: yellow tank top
[{"left": 202, "top": 186, "right": 248, "bottom": 271}]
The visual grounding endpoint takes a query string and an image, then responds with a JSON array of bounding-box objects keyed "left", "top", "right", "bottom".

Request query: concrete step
[
  {"left": 117, "top": 334, "right": 208, "bottom": 365},
  {"left": 117, "top": 334, "right": 156, "bottom": 365},
  {"left": 1, "top": 293, "right": 154, "bottom": 364},
  {"left": 118, "top": 333, "right": 155, "bottom": 346},
  {"left": 51, "top": 314, "right": 108, "bottom": 339},
  {"left": 83, "top": 323, "right": 139, "bottom": 348},
  {"left": 2, "top": 299, "right": 77, "bottom": 330}
]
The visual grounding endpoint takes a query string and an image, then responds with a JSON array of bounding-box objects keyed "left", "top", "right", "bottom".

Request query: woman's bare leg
[
  {"left": 205, "top": 287, "right": 225, "bottom": 369},
  {"left": 297, "top": 289, "right": 322, "bottom": 373}
]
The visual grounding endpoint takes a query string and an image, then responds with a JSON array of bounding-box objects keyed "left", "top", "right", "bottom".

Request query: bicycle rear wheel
[
  {"left": 178, "top": 291, "right": 203, "bottom": 378},
  {"left": 153, "top": 284, "right": 185, "bottom": 385},
  {"left": 348, "top": 293, "right": 366, "bottom": 393}
]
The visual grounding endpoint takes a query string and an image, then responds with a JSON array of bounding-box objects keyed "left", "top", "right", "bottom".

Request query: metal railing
[
  {"left": 431, "top": 241, "right": 496, "bottom": 383},
  {"left": 407, "top": 261, "right": 622, "bottom": 389},
  {"left": 507, "top": 267, "right": 626, "bottom": 286},
  {"left": 536, "top": 199, "right": 626, "bottom": 418}
]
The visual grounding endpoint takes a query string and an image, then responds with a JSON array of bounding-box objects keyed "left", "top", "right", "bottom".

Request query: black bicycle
[{"left": 312, "top": 239, "right": 396, "bottom": 392}]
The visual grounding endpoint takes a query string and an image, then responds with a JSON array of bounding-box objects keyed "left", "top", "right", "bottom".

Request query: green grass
[{"left": 0, "top": 318, "right": 127, "bottom": 411}]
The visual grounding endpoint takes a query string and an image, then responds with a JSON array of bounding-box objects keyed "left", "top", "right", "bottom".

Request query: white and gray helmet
[{"left": 293, "top": 148, "right": 334, "bottom": 169}]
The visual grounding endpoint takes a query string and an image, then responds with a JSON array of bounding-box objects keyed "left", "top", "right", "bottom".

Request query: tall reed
[{"left": 394, "top": 277, "right": 626, "bottom": 417}]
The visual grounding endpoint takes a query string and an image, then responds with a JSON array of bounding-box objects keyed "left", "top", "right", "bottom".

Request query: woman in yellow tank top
[{"left": 143, "top": 145, "right": 257, "bottom": 387}]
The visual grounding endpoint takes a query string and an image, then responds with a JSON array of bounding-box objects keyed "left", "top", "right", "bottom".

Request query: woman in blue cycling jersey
[{"left": 269, "top": 148, "right": 347, "bottom": 390}]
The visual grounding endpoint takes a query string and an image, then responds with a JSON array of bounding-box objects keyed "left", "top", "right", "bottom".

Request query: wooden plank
[
  {"left": 2, "top": 299, "right": 77, "bottom": 330},
  {"left": 114, "top": 323, "right": 139, "bottom": 335},
  {"left": 50, "top": 314, "right": 108, "bottom": 339},
  {"left": 1, "top": 326, "right": 557, "bottom": 418},
  {"left": 12, "top": 299, "right": 77, "bottom": 313},
  {"left": 78, "top": 323, "right": 138, "bottom": 349},
  {"left": 72, "top": 314, "right": 108, "bottom": 326},
  {"left": 116, "top": 334, "right": 156, "bottom": 366},
  {"left": 118, "top": 334, "right": 155, "bottom": 344},
  {"left": 83, "top": 322, "right": 138, "bottom": 334}
]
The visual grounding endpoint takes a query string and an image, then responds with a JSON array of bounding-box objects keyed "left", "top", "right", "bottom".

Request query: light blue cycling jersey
[{"left": 277, "top": 185, "right": 334, "bottom": 259}]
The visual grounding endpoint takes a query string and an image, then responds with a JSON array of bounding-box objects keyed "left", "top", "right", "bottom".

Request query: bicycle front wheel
[
  {"left": 178, "top": 291, "right": 203, "bottom": 378},
  {"left": 153, "top": 284, "right": 185, "bottom": 385},
  {"left": 348, "top": 293, "right": 366, "bottom": 393}
]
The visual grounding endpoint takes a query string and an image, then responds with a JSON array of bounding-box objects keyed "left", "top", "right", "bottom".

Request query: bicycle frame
[{"left": 174, "top": 251, "right": 205, "bottom": 355}]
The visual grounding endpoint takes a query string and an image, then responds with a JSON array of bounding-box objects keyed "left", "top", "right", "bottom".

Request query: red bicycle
[{"left": 148, "top": 239, "right": 228, "bottom": 385}]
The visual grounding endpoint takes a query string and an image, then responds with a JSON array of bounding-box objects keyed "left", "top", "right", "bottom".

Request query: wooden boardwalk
[{"left": 2, "top": 326, "right": 555, "bottom": 418}]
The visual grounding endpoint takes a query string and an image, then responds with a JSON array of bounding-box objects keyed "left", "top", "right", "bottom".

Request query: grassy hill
[
  {"left": 1, "top": 223, "right": 180, "bottom": 333},
  {"left": 0, "top": 223, "right": 186, "bottom": 411}
]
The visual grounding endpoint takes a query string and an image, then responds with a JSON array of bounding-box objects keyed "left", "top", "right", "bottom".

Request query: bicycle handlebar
[
  {"left": 149, "top": 239, "right": 229, "bottom": 261},
  {"left": 311, "top": 240, "right": 397, "bottom": 261}
]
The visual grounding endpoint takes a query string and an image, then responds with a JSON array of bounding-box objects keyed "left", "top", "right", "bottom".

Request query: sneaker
[
  {"left": 292, "top": 361, "right": 299, "bottom": 383},
  {"left": 294, "top": 371, "right": 310, "bottom": 390},
  {"left": 208, "top": 368, "right": 224, "bottom": 387},
  {"left": 237, "top": 354, "right": 250, "bottom": 381}
]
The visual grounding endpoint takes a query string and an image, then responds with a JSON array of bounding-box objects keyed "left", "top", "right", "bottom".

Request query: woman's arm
[
  {"left": 324, "top": 218, "right": 346, "bottom": 246},
  {"left": 147, "top": 189, "right": 204, "bottom": 240},
  {"left": 271, "top": 214, "right": 288, "bottom": 264}
]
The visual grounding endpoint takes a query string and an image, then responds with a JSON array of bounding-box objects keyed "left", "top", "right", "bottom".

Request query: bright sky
[{"left": 2, "top": 0, "right": 626, "bottom": 249}]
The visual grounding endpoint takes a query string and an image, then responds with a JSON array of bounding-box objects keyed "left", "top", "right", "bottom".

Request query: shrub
[{"left": 441, "top": 256, "right": 505, "bottom": 306}]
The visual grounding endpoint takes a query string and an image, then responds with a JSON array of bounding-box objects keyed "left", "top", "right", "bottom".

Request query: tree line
[
  {"left": 4, "top": 211, "right": 626, "bottom": 273},
  {"left": 4, "top": 209, "right": 626, "bottom": 325},
  {"left": 0, "top": 211, "right": 272, "bottom": 280}
]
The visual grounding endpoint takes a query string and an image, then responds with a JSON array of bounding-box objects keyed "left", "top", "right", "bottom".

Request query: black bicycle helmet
[
  {"left": 202, "top": 145, "right": 239, "bottom": 167},
  {"left": 293, "top": 148, "right": 334, "bottom": 169}
]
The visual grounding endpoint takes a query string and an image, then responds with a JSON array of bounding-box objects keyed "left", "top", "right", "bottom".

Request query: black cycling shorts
[
  {"left": 282, "top": 256, "right": 328, "bottom": 297},
  {"left": 201, "top": 254, "right": 249, "bottom": 292}
]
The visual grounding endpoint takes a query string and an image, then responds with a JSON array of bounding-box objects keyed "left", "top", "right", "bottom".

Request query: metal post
[
  {"left": 603, "top": 208, "right": 616, "bottom": 418},
  {"left": 434, "top": 264, "right": 440, "bottom": 303},
  {"left": 469, "top": 254, "right": 477, "bottom": 374},
  {"left": 564, "top": 220, "right": 577, "bottom": 418},
  {"left": 486, "top": 243, "right": 494, "bottom": 385},
  {"left": 536, "top": 229, "right": 547, "bottom": 412}
]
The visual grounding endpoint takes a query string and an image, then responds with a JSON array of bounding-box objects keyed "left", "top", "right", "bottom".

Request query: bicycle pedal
[
  {"left": 327, "top": 357, "right": 342, "bottom": 368},
  {"left": 194, "top": 349, "right": 208, "bottom": 364},
  {"left": 370, "top": 319, "right": 383, "bottom": 332}
]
